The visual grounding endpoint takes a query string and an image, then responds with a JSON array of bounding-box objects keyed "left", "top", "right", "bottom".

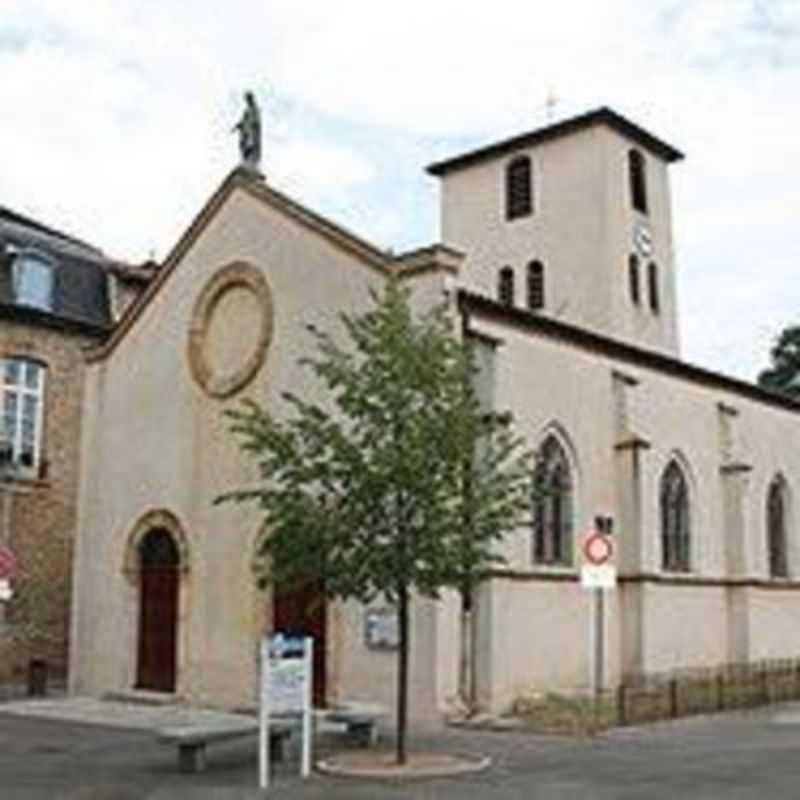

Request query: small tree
[
  {"left": 758, "top": 324, "right": 800, "bottom": 399},
  {"left": 219, "top": 278, "right": 531, "bottom": 763}
]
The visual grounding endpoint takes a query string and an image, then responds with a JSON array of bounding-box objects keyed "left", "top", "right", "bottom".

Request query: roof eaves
[
  {"left": 86, "top": 168, "right": 396, "bottom": 364},
  {"left": 240, "top": 178, "right": 391, "bottom": 274},
  {"left": 427, "top": 107, "right": 684, "bottom": 177},
  {"left": 458, "top": 291, "right": 800, "bottom": 415},
  {"left": 85, "top": 170, "right": 243, "bottom": 364},
  {"left": 0, "top": 302, "right": 110, "bottom": 338},
  {"left": 0, "top": 206, "right": 105, "bottom": 255}
]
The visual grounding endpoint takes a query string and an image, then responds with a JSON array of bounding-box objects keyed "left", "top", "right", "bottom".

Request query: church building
[{"left": 69, "top": 107, "right": 800, "bottom": 718}]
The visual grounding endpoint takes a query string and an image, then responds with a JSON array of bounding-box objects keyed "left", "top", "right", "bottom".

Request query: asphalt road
[{"left": 2, "top": 707, "right": 800, "bottom": 799}]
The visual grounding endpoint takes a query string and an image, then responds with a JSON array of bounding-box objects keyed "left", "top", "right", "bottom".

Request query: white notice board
[{"left": 259, "top": 634, "right": 313, "bottom": 789}]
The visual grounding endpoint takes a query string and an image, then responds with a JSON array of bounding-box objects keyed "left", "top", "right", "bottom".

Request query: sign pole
[
  {"left": 594, "top": 586, "right": 604, "bottom": 697},
  {"left": 258, "top": 636, "right": 270, "bottom": 790},
  {"left": 301, "top": 637, "right": 313, "bottom": 778},
  {"left": 582, "top": 519, "right": 615, "bottom": 699}
]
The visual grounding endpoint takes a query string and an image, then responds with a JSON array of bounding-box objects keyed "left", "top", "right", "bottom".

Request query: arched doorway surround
[{"left": 122, "top": 510, "right": 189, "bottom": 694}]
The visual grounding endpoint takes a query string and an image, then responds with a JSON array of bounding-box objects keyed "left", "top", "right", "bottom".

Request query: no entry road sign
[{"left": 583, "top": 532, "right": 613, "bottom": 566}]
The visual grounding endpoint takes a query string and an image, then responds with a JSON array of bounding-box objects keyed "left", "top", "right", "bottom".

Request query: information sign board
[
  {"left": 581, "top": 564, "right": 617, "bottom": 589},
  {"left": 259, "top": 634, "right": 313, "bottom": 790}
]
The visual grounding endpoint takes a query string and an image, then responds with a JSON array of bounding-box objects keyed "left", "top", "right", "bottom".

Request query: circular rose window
[{"left": 188, "top": 262, "right": 274, "bottom": 398}]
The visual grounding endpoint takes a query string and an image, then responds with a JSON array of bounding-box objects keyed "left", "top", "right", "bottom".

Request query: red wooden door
[
  {"left": 136, "top": 530, "right": 179, "bottom": 693},
  {"left": 273, "top": 581, "right": 326, "bottom": 707}
]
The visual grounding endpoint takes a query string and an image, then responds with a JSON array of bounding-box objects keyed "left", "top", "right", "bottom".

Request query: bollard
[
  {"left": 27, "top": 658, "right": 48, "bottom": 697},
  {"left": 616, "top": 684, "right": 627, "bottom": 727},
  {"left": 668, "top": 678, "right": 679, "bottom": 719}
]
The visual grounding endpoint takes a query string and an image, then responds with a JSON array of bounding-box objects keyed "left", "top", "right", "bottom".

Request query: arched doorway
[{"left": 135, "top": 528, "right": 179, "bottom": 692}]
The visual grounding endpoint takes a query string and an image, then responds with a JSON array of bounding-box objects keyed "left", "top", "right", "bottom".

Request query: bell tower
[{"left": 427, "top": 108, "right": 684, "bottom": 356}]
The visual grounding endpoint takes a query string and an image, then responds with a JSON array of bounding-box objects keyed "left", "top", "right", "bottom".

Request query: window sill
[{"left": 490, "top": 566, "right": 578, "bottom": 582}]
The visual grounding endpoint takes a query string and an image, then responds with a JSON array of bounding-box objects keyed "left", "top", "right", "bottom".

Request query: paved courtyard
[{"left": 3, "top": 697, "right": 800, "bottom": 798}]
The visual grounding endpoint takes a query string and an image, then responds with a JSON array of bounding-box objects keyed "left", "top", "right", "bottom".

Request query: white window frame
[{"left": 0, "top": 358, "right": 46, "bottom": 477}]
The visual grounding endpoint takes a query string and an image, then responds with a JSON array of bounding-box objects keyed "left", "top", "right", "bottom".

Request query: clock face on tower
[{"left": 634, "top": 223, "right": 653, "bottom": 258}]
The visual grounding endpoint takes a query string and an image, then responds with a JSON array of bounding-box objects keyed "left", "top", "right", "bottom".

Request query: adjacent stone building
[
  {"left": 0, "top": 207, "right": 152, "bottom": 681},
  {"left": 69, "top": 108, "right": 800, "bottom": 719}
]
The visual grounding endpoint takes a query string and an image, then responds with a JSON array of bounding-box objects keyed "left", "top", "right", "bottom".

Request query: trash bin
[{"left": 27, "top": 658, "right": 47, "bottom": 697}]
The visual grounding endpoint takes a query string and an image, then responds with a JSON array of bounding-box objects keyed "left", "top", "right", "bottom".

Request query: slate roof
[{"left": 0, "top": 206, "right": 118, "bottom": 334}]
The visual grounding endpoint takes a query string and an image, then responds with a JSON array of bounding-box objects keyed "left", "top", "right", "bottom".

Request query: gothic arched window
[
  {"left": 506, "top": 156, "right": 533, "bottom": 220},
  {"left": 628, "top": 149, "right": 648, "bottom": 214},
  {"left": 498, "top": 266, "right": 515, "bottom": 306},
  {"left": 532, "top": 435, "right": 573, "bottom": 565},
  {"left": 628, "top": 254, "right": 640, "bottom": 305},
  {"left": 767, "top": 477, "right": 789, "bottom": 578},
  {"left": 648, "top": 261, "right": 660, "bottom": 314},
  {"left": 527, "top": 261, "right": 545, "bottom": 310},
  {"left": 660, "top": 459, "right": 691, "bottom": 572}
]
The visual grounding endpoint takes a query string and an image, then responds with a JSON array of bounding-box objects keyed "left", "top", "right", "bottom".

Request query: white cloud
[
  {"left": 266, "top": 141, "right": 373, "bottom": 194},
  {"left": 1, "top": 0, "right": 800, "bottom": 380}
]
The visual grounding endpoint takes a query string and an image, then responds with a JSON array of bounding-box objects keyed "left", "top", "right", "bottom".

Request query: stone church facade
[{"left": 69, "top": 108, "right": 800, "bottom": 717}]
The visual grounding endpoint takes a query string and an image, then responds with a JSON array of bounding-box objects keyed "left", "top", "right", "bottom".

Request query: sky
[{"left": 1, "top": 0, "right": 799, "bottom": 381}]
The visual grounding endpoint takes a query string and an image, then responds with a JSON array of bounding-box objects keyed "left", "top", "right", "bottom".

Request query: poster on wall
[{"left": 364, "top": 606, "right": 399, "bottom": 651}]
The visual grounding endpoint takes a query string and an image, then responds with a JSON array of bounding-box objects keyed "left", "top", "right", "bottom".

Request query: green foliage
[
  {"left": 758, "top": 324, "right": 800, "bottom": 399},
  {"left": 218, "top": 278, "right": 532, "bottom": 603}
]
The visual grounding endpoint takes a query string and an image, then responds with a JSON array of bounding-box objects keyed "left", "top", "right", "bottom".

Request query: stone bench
[
  {"left": 324, "top": 703, "right": 386, "bottom": 747},
  {"left": 158, "top": 718, "right": 293, "bottom": 773}
]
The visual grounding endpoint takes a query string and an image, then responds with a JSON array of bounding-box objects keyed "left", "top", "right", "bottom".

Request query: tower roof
[{"left": 426, "top": 107, "right": 684, "bottom": 177}]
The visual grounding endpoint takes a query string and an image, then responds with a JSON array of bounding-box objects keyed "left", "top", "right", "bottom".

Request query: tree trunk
[{"left": 396, "top": 581, "right": 409, "bottom": 764}]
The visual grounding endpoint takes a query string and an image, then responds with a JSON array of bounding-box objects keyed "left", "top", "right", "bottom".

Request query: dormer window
[
  {"left": 13, "top": 251, "right": 54, "bottom": 311},
  {"left": 506, "top": 156, "right": 533, "bottom": 220}
]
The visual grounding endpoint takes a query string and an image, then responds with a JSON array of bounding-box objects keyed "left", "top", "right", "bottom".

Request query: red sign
[
  {"left": 0, "top": 546, "right": 17, "bottom": 580},
  {"left": 583, "top": 533, "right": 613, "bottom": 566}
]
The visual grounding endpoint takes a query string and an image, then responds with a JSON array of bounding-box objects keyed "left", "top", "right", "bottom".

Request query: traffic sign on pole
[{"left": 582, "top": 532, "right": 613, "bottom": 566}]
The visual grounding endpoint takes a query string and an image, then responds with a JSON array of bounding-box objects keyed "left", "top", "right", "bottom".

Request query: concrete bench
[
  {"left": 324, "top": 703, "right": 386, "bottom": 747},
  {"left": 158, "top": 718, "right": 293, "bottom": 773}
]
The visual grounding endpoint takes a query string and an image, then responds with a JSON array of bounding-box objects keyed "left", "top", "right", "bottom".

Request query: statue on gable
[{"left": 232, "top": 91, "right": 262, "bottom": 171}]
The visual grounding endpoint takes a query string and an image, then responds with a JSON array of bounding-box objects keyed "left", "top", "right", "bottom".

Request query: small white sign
[
  {"left": 270, "top": 656, "right": 309, "bottom": 714},
  {"left": 259, "top": 635, "right": 313, "bottom": 790},
  {"left": 365, "top": 607, "right": 399, "bottom": 650},
  {"left": 581, "top": 564, "right": 617, "bottom": 589},
  {"left": 0, "top": 578, "right": 12, "bottom": 601}
]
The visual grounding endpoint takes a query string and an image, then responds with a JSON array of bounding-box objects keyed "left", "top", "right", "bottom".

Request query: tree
[
  {"left": 218, "top": 278, "right": 532, "bottom": 763},
  {"left": 758, "top": 324, "right": 800, "bottom": 399}
]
